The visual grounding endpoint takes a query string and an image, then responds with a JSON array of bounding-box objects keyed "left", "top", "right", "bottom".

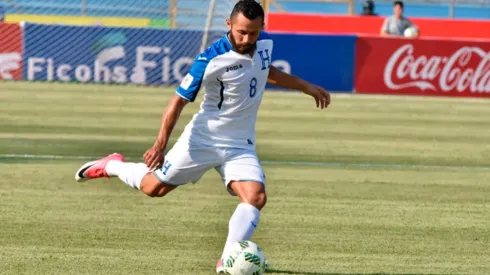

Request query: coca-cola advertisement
[{"left": 355, "top": 36, "right": 490, "bottom": 98}]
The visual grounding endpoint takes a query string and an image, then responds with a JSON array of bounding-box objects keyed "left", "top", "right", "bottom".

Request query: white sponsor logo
[
  {"left": 0, "top": 52, "right": 22, "bottom": 80},
  {"left": 27, "top": 46, "right": 194, "bottom": 84},
  {"left": 384, "top": 44, "right": 490, "bottom": 93}
]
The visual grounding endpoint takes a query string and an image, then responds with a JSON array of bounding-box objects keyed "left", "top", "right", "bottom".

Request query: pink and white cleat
[
  {"left": 216, "top": 259, "right": 225, "bottom": 274},
  {"left": 75, "top": 153, "right": 124, "bottom": 182}
]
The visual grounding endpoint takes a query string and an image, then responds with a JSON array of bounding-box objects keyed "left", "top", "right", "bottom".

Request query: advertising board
[{"left": 355, "top": 36, "right": 490, "bottom": 97}]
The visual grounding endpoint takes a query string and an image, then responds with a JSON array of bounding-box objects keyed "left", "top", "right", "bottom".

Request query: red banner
[
  {"left": 266, "top": 13, "right": 490, "bottom": 41},
  {"left": 0, "top": 23, "right": 23, "bottom": 80},
  {"left": 355, "top": 36, "right": 490, "bottom": 97}
]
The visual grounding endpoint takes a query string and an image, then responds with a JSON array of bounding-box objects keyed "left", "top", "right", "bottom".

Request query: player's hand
[
  {"left": 143, "top": 144, "right": 165, "bottom": 170},
  {"left": 302, "top": 83, "right": 331, "bottom": 109}
]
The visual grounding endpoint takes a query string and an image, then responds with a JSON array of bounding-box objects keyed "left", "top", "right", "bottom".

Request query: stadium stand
[
  {"left": 1, "top": 0, "right": 214, "bottom": 29},
  {"left": 1, "top": 0, "right": 489, "bottom": 29},
  {"left": 269, "top": 0, "right": 490, "bottom": 19}
]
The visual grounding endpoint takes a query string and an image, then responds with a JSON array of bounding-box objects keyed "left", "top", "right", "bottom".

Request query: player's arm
[
  {"left": 267, "top": 65, "right": 330, "bottom": 109},
  {"left": 144, "top": 55, "right": 208, "bottom": 169},
  {"left": 144, "top": 95, "right": 188, "bottom": 169},
  {"left": 155, "top": 96, "right": 188, "bottom": 150}
]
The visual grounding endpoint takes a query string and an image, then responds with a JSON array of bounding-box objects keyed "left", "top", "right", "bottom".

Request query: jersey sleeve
[{"left": 176, "top": 54, "right": 210, "bottom": 102}]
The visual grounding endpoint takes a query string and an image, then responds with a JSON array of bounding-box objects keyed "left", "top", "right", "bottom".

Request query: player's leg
[
  {"left": 218, "top": 181, "right": 266, "bottom": 261},
  {"left": 75, "top": 143, "right": 220, "bottom": 197},
  {"left": 228, "top": 181, "right": 267, "bottom": 209},
  {"left": 224, "top": 180, "right": 266, "bottom": 247},
  {"left": 140, "top": 173, "right": 177, "bottom": 197},
  {"left": 74, "top": 153, "right": 176, "bottom": 197},
  {"left": 216, "top": 149, "right": 266, "bottom": 273}
]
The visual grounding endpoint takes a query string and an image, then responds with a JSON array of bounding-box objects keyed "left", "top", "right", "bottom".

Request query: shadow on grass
[{"left": 266, "top": 269, "right": 449, "bottom": 275}]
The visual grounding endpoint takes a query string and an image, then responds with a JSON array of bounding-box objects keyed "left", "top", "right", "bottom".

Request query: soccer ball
[
  {"left": 404, "top": 26, "right": 419, "bottom": 38},
  {"left": 223, "top": 240, "right": 266, "bottom": 275}
]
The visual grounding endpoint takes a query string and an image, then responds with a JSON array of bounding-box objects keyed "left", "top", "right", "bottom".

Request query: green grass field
[{"left": 1, "top": 82, "right": 489, "bottom": 275}]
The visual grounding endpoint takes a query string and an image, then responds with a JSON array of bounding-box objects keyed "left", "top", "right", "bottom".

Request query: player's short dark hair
[
  {"left": 393, "top": 0, "right": 404, "bottom": 9},
  {"left": 230, "top": 0, "right": 265, "bottom": 24}
]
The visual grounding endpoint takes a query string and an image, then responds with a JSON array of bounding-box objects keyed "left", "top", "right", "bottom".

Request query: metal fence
[{"left": 1, "top": 0, "right": 243, "bottom": 30}]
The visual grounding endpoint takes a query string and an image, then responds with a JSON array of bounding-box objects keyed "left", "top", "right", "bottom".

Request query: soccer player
[{"left": 74, "top": 0, "right": 330, "bottom": 273}]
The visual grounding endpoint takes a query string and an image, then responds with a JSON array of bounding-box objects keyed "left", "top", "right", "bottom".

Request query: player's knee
[
  {"left": 140, "top": 174, "right": 175, "bottom": 197},
  {"left": 245, "top": 192, "right": 267, "bottom": 210},
  {"left": 140, "top": 182, "right": 160, "bottom": 197},
  {"left": 257, "top": 193, "right": 267, "bottom": 210},
  {"left": 142, "top": 186, "right": 161, "bottom": 197}
]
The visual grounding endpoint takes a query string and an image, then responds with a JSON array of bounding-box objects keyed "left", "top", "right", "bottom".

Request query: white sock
[
  {"left": 106, "top": 161, "right": 149, "bottom": 190},
  {"left": 220, "top": 203, "right": 261, "bottom": 260}
]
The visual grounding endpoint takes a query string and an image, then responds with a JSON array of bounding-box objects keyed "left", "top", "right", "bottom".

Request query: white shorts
[{"left": 153, "top": 141, "right": 265, "bottom": 196}]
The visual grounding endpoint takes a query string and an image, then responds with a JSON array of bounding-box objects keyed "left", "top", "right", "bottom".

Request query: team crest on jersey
[{"left": 226, "top": 64, "right": 243, "bottom": 72}]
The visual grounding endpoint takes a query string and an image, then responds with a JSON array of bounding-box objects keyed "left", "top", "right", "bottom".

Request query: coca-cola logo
[{"left": 384, "top": 44, "right": 490, "bottom": 93}]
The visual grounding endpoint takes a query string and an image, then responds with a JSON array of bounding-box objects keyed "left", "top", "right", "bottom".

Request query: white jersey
[{"left": 175, "top": 32, "right": 273, "bottom": 149}]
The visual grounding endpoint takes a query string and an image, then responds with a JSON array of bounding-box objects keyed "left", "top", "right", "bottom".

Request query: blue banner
[
  {"left": 267, "top": 33, "right": 356, "bottom": 92},
  {"left": 23, "top": 24, "right": 204, "bottom": 85},
  {"left": 24, "top": 24, "right": 355, "bottom": 91}
]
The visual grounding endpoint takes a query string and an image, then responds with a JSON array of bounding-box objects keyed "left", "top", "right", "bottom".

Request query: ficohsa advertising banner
[
  {"left": 355, "top": 36, "right": 490, "bottom": 97},
  {"left": 23, "top": 23, "right": 204, "bottom": 85}
]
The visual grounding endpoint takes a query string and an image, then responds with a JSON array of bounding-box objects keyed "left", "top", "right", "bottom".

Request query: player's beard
[{"left": 228, "top": 32, "right": 254, "bottom": 54}]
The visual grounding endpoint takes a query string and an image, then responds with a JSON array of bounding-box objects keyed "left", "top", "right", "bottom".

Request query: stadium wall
[{"left": 1, "top": 22, "right": 489, "bottom": 97}]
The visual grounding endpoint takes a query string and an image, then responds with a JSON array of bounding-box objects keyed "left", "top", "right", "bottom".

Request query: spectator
[
  {"left": 362, "top": 0, "right": 378, "bottom": 16},
  {"left": 380, "top": 1, "right": 419, "bottom": 37}
]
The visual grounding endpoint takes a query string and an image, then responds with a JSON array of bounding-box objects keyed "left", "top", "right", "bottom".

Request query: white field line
[{"left": 1, "top": 154, "right": 490, "bottom": 171}]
